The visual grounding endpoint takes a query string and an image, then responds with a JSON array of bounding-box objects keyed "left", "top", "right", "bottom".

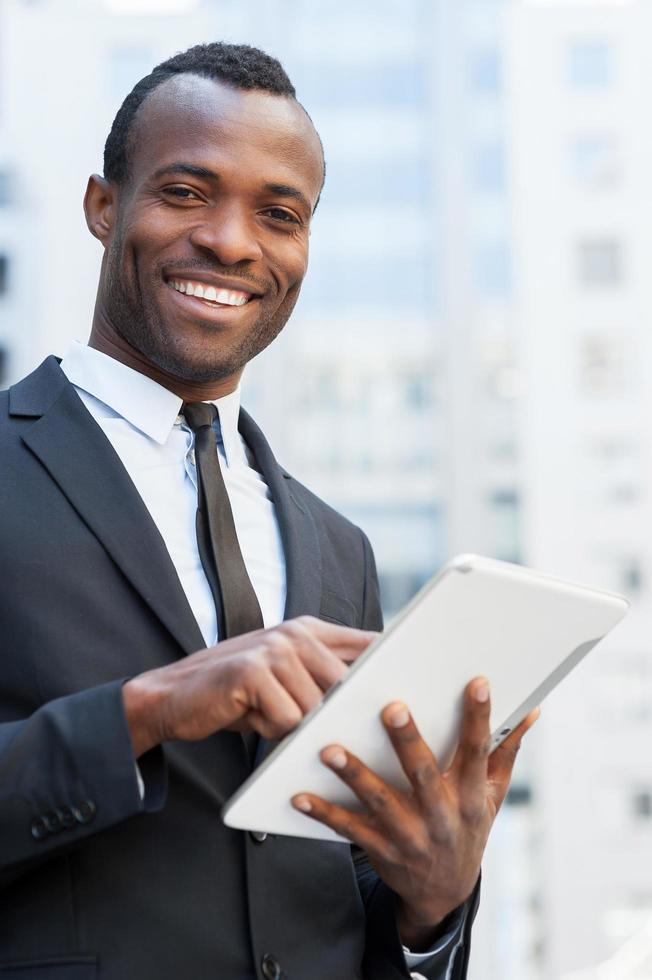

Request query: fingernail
[
  {"left": 475, "top": 680, "right": 490, "bottom": 703},
  {"left": 323, "top": 746, "right": 347, "bottom": 770},
  {"left": 293, "top": 795, "right": 312, "bottom": 813},
  {"left": 387, "top": 703, "right": 410, "bottom": 728}
]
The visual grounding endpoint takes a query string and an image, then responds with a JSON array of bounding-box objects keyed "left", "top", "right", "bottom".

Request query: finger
[
  {"left": 488, "top": 708, "right": 540, "bottom": 808},
  {"left": 450, "top": 678, "right": 492, "bottom": 819},
  {"left": 380, "top": 702, "right": 444, "bottom": 816},
  {"left": 291, "top": 793, "right": 389, "bottom": 854},
  {"left": 296, "top": 633, "right": 351, "bottom": 689},
  {"left": 291, "top": 616, "right": 378, "bottom": 659},
  {"left": 318, "top": 744, "right": 414, "bottom": 845},
  {"left": 264, "top": 623, "right": 346, "bottom": 693},
  {"left": 270, "top": 658, "right": 325, "bottom": 714},
  {"left": 283, "top": 619, "right": 371, "bottom": 688},
  {"left": 246, "top": 672, "right": 304, "bottom": 739}
]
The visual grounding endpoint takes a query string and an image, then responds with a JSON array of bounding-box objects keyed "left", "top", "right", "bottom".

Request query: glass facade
[{"left": 568, "top": 40, "right": 613, "bottom": 89}]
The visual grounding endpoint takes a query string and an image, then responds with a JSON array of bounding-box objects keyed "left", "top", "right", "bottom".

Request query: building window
[
  {"left": 568, "top": 41, "right": 613, "bottom": 89},
  {"left": 578, "top": 239, "right": 622, "bottom": 286},
  {"left": 0, "top": 171, "right": 13, "bottom": 206},
  {"left": 608, "top": 484, "right": 640, "bottom": 506},
  {"left": 632, "top": 790, "right": 652, "bottom": 820},
  {"left": 0, "top": 255, "right": 8, "bottom": 295},
  {"left": 579, "top": 334, "right": 626, "bottom": 396},
  {"left": 588, "top": 436, "right": 635, "bottom": 464},
  {"left": 622, "top": 560, "right": 643, "bottom": 595},
  {"left": 470, "top": 47, "right": 501, "bottom": 94},
  {"left": 402, "top": 372, "right": 435, "bottom": 411},
  {"left": 571, "top": 134, "right": 620, "bottom": 188},
  {"left": 489, "top": 440, "right": 517, "bottom": 463},
  {"left": 487, "top": 488, "right": 521, "bottom": 563},
  {"left": 506, "top": 784, "right": 532, "bottom": 808},
  {"left": 473, "top": 141, "right": 506, "bottom": 193},
  {"left": 474, "top": 241, "right": 511, "bottom": 297}
]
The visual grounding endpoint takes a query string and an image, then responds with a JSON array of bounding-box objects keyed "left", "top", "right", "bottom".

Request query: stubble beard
[{"left": 103, "top": 246, "right": 299, "bottom": 384}]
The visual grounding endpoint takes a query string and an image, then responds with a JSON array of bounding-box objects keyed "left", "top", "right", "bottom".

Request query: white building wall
[{"left": 508, "top": 1, "right": 652, "bottom": 975}]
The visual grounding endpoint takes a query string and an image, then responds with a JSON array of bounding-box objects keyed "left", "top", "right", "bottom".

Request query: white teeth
[{"left": 170, "top": 279, "right": 252, "bottom": 306}]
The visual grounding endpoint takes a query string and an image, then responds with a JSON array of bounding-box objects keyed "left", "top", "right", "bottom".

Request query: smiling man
[{"left": 0, "top": 43, "right": 534, "bottom": 980}]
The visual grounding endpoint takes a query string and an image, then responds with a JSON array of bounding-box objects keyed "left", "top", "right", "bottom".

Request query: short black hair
[{"left": 104, "top": 42, "right": 298, "bottom": 186}]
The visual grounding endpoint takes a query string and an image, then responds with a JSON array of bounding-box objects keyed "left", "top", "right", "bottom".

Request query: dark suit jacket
[{"left": 0, "top": 357, "right": 478, "bottom": 980}]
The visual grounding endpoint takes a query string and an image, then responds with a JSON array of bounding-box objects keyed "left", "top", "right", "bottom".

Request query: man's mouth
[{"left": 167, "top": 278, "right": 254, "bottom": 308}]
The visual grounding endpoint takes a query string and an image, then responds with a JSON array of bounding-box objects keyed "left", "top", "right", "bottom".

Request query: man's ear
[{"left": 84, "top": 174, "right": 116, "bottom": 245}]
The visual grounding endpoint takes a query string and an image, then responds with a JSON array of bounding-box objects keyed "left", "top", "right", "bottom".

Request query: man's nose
[{"left": 188, "top": 204, "right": 264, "bottom": 266}]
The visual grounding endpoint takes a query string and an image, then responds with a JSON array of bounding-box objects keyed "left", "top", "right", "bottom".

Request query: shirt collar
[
  {"left": 60, "top": 341, "right": 243, "bottom": 462},
  {"left": 213, "top": 386, "right": 245, "bottom": 467}
]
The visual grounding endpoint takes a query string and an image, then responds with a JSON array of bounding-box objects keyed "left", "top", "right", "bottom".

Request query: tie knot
[{"left": 182, "top": 402, "right": 217, "bottom": 432}]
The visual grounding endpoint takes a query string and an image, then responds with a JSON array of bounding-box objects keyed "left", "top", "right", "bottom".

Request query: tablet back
[{"left": 222, "top": 555, "right": 629, "bottom": 842}]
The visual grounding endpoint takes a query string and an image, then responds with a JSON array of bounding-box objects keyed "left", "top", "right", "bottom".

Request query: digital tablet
[{"left": 222, "top": 554, "right": 629, "bottom": 842}]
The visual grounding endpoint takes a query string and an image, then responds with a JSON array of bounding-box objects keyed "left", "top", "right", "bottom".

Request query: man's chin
[
  {"left": 111, "top": 296, "right": 287, "bottom": 386},
  {"left": 145, "top": 346, "right": 248, "bottom": 386},
  {"left": 113, "top": 320, "right": 245, "bottom": 386}
]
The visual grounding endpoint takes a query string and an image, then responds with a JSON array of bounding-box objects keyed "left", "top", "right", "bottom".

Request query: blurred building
[{"left": 509, "top": 0, "right": 652, "bottom": 976}]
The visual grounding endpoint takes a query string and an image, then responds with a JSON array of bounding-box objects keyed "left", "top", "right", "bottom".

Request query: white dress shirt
[
  {"left": 61, "top": 341, "right": 286, "bottom": 645},
  {"left": 59, "top": 341, "right": 459, "bottom": 976}
]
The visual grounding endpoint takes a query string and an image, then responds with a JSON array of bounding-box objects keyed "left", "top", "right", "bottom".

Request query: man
[{"left": 0, "top": 43, "right": 536, "bottom": 980}]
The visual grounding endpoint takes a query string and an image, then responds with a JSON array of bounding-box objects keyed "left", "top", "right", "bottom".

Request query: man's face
[{"left": 95, "top": 75, "right": 324, "bottom": 383}]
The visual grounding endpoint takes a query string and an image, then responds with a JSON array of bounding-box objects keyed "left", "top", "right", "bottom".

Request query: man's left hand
[{"left": 292, "top": 677, "right": 539, "bottom": 950}]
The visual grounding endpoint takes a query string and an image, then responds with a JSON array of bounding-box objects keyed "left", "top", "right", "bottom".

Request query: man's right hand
[{"left": 123, "top": 616, "right": 376, "bottom": 757}]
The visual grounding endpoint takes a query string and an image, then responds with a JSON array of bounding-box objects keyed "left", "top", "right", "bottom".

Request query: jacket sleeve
[
  {"left": 355, "top": 528, "right": 480, "bottom": 980},
  {"left": 0, "top": 678, "right": 166, "bottom": 887},
  {"left": 358, "top": 528, "right": 384, "bottom": 633}
]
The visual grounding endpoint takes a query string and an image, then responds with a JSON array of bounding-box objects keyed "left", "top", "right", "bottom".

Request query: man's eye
[
  {"left": 264, "top": 208, "right": 299, "bottom": 224},
  {"left": 163, "top": 186, "right": 201, "bottom": 201}
]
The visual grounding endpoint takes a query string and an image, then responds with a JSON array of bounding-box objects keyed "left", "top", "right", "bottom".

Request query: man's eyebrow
[
  {"left": 264, "top": 183, "right": 313, "bottom": 215},
  {"left": 152, "top": 163, "right": 219, "bottom": 181},
  {"left": 151, "top": 166, "right": 314, "bottom": 213}
]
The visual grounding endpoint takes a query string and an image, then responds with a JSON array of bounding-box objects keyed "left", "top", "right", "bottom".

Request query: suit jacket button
[
  {"left": 43, "top": 810, "right": 62, "bottom": 834},
  {"left": 261, "top": 954, "right": 282, "bottom": 980},
  {"left": 30, "top": 816, "right": 48, "bottom": 840},
  {"left": 72, "top": 800, "right": 97, "bottom": 825},
  {"left": 249, "top": 831, "right": 267, "bottom": 843},
  {"left": 57, "top": 806, "right": 76, "bottom": 829}
]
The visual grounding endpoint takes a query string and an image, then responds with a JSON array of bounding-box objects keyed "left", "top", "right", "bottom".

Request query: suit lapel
[
  {"left": 238, "top": 409, "right": 323, "bottom": 767},
  {"left": 238, "top": 409, "right": 322, "bottom": 621},
  {"left": 11, "top": 357, "right": 205, "bottom": 656}
]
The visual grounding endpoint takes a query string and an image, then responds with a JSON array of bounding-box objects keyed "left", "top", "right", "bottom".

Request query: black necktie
[{"left": 182, "top": 402, "right": 264, "bottom": 640}]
